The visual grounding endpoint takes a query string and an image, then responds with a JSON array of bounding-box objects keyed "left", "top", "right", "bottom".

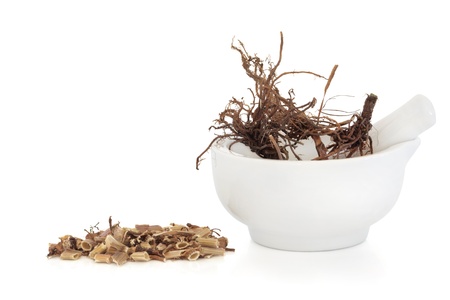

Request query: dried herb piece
[
  {"left": 47, "top": 217, "right": 234, "bottom": 266},
  {"left": 196, "top": 32, "right": 377, "bottom": 169},
  {"left": 60, "top": 249, "right": 82, "bottom": 260}
]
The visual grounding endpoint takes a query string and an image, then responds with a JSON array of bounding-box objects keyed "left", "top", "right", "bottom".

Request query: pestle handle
[{"left": 370, "top": 94, "right": 436, "bottom": 152}]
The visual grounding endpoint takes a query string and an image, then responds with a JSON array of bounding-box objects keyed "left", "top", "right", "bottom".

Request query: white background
[{"left": 1, "top": 1, "right": 448, "bottom": 299}]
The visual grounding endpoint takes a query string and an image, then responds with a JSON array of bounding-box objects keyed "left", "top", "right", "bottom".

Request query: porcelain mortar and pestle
[{"left": 210, "top": 94, "right": 436, "bottom": 251}]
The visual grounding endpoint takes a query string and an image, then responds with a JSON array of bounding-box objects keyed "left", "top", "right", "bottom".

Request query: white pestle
[{"left": 370, "top": 94, "right": 436, "bottom": 153}]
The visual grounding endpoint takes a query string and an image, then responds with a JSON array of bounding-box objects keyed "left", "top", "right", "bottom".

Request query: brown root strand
[{"left": 196, "top": 32, "right": 377, "bottom": 169}]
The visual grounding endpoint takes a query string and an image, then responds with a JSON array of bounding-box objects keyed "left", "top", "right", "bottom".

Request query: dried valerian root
[
  {"left": 196, "top": 31, "right": 378, "bottom": 169},
  {"left": 47, "top": 217, "right": 234, "bottom": 266}
]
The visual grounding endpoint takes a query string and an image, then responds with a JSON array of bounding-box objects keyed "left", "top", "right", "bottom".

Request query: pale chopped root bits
[{"left": 47, "top": 217, "right": 234, "bottom": 266}]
